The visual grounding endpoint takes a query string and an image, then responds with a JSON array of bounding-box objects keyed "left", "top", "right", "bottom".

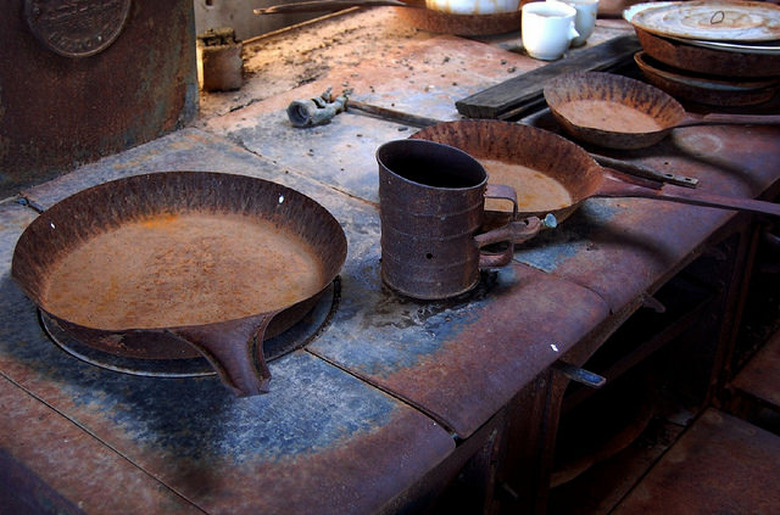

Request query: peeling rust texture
[
  {"left": 309, "top": 262, "right": 611, "bottom": 438},
  {"left": 0, "top": 0, "right": 198, "bottom": 198}
]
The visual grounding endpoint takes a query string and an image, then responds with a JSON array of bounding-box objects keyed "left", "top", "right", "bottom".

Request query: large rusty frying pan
[
  {"left": 543, "top": 71, "right": 780, "bottom": 149},
  {"left": 411, "top": 120, "right": 780, "bottom": 220},
  {"left": 11, "top": 172, "right": 347, "bottom": 396}
]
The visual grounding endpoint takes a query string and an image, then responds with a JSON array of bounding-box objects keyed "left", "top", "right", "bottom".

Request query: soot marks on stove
[{"left": 371, "top": 270, "right": 502, "bottom": 330}]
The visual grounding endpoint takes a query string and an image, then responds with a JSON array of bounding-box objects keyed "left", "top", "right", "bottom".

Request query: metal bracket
[{"left": 551, "top": 360, "right": 606, "bottom": 388}]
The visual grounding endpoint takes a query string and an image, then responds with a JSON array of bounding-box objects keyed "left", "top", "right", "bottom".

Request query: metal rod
[
  {"left": 551, "top": 360, "right": 606, "bottom": 388},
  {"left": 345, "top": 99, "right": 440, "bottom": 128},
  {"left": 590, "top": 153, "right": 699, "bottom": 189},
  {"left": 254, "top": 0, "right": 413, "bottom": 15}
]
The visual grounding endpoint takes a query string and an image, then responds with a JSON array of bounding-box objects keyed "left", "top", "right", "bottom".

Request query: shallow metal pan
[
  {"left": 12, "top": 171, "right": 347, "bottom": 396},
  {"left": 634, "top": 51, "right": 779, "bottom": 107},
  {"left": 543, "top": 71, "right": 780, "bottom": 149}
]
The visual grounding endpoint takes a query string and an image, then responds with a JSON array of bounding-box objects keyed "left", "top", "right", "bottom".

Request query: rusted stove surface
[
  {"left": 0, "top": 130, "right": 456, "bottom": 513},
  {"left": 308, "top": 261, "right": 610, "bottom": 437},
  {"left": 0, "top": 375, "right": 201, "bottom": 514},
  {"left": 204, "top": 77, "right": 780, "bottom": 439},
  {"left": 202, "top": 103, "right": 613, "bottom": 439},
  {"left": 2, "top": 9, "right": 780, "bottom": 511}
]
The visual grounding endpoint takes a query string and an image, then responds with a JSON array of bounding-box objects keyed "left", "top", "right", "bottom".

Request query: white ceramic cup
[
  {"left": 521, "top": 1, "right": 579, "bottom": 61},
  {"left": 549, "top": 0, "right": 599, "bottom": 47}
]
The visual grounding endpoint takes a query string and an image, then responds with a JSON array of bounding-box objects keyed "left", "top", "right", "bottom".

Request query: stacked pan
[{"left": 624, "top": 1, "right": 780, "bottom": 106}]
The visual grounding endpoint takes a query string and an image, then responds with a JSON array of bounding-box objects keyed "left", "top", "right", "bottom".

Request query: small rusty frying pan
[
  {"left": 411, "top": 120, "right": 780, "bottom": 220},
  {"left": 543, "top": 71, "right": 780, "bottom": 149},
  {"left": 12, "top": 172, "right": 347, "bottom": 396}
]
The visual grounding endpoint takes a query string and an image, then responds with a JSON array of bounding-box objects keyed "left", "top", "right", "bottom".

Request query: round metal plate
[
  {"left": 633, "top": 52, "right": 780, "bottom": 107},
  {"left": 665, "top": 34, "right": 780, "bottom": 55},
  {"left": 40, "top": 280, "right": 340, "bottom": 378},
  {"left": 628, "top": 0, "right": 780, "bottom": 42},
  {"left": 24, "top": 0, "right": 132, "bottom": 58}
]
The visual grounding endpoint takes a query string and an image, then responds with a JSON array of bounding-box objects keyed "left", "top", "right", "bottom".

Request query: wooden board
[{"left": 455, "top": 34, "right": 642, "bottom": 120}]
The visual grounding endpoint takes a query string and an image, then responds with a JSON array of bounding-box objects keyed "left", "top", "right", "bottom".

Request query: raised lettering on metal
[{"left": 24, "top": 0, "right": 132, "bottom": 58}]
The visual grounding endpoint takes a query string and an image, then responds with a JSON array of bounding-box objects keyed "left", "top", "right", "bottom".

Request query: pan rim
[
  {"left": 544, "top": 71, "right": 687, "bottom": 131},
  {"left": 542, "top": 71, "right": 690, "bottom": 148},
  {"left": 11, "top": 170, "right": 348, "bottom": 334}
]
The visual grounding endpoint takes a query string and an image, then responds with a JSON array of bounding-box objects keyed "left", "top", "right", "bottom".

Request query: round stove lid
[{"left": 628, "top": 0, "right": 780, "bottom": 42}]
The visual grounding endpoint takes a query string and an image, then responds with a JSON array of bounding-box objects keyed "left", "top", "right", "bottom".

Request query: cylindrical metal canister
[{"left": 377, "top": 139, "right": 489, "bottom": 299}]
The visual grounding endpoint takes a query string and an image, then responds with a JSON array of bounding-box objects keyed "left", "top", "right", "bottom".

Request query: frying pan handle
[
  {"left": 682, "top": 113, "right": 780, "bottom": 128},
  {"left": 597, "top": 175, "right": 780, "bottom": 217},
  {"left": 169, "top": 313, "right": 277, "bottom": 396}
]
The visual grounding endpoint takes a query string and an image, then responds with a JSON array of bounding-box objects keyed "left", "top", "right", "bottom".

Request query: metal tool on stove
[{"left": 286, "top": 90, "right": 700, "bottom": 188}]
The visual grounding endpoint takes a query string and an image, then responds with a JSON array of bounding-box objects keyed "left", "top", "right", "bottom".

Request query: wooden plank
[{"left": 455, "top": 34, "right": 641, "bottom": 120}]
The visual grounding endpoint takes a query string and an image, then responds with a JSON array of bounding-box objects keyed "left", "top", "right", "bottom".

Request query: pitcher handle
[
  {"left": 475, "top": 216, "right": 544, "bottom": 267},
  {"left": 485, "top": 183, "right": 518, "bottom": 220}
]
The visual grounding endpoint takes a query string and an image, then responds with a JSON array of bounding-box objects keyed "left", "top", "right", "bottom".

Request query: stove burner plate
[{"left": 40, "top": 279, "right": 340, "bottom": 378}]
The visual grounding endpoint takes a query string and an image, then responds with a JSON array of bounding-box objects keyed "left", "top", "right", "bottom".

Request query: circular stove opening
[{"left": 40, "top": 278, "right": 340, "bottom": 378}]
